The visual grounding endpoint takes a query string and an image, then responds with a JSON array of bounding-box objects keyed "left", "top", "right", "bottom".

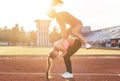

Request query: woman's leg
[
  {"left": 63, "top": 55, "right": 72, "bottom": 73},
  {"left": 72, "top": 22, "right": 92, "bottom": 48},
  {"left": 63, "top": 39, "right": 82, "bottom": 73},
  {"left": 72, "top": 22, "right": 87, "bottom": 44}
]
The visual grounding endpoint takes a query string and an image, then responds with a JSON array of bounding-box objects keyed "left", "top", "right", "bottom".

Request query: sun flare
[
  {"left": 0, "top": 0, "right": 120, "bottom": 31},
  {"left": 0, "top": 0, "right": 51, "bottom": 32}
]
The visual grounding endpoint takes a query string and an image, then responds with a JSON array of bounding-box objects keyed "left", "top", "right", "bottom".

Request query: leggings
[{"left": 63, "top": 39, "right": 82, "bottom": 73}]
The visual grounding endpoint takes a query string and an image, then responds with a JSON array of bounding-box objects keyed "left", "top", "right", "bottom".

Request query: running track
[{"left": 0, "top": 55, "right": 120, "bottom": 81}]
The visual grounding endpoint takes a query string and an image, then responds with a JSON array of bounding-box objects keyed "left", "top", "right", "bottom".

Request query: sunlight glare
[{"left": 0, "top": 0, "right": 51, "bottom": 32}]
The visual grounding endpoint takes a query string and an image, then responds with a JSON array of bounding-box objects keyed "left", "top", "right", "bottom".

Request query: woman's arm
[{"left": 46, "top": 56, "right": 52, "bottom": 79}]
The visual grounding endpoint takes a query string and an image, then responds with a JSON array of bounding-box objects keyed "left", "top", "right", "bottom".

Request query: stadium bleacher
[{"left": 83, "top": 25, "right": 120, "bottom": 48}]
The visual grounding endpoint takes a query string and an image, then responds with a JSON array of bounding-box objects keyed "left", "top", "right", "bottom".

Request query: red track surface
[{"left": 0, "top": 55, "right": 120, "bottom": 81}]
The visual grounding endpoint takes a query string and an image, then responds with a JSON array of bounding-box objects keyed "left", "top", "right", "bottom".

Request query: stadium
[
  {"left": 82, "top": 25, "right": 120, "bottom": 48},
  {"left": 0, "top": 20, "right": 120, "bottom": 81},
  {"left": 1, "top": 20, "right": 120, "bottom": 49}
]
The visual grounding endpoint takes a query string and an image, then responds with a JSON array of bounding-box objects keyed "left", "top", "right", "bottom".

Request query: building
[{"left": 35, "top": 19, "right": 51, "bottom": 46}]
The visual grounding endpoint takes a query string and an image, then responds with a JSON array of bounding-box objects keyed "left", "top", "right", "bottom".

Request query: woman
[
  {"left": 47, "top": 8, "right": 92, "bottom": 49},
  {"left": 46, "top": 37, "right": 82, "bottom": 79}
]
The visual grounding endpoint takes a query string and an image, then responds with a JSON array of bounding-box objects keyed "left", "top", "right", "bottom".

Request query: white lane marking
[
  {"left": 0, "top": 72, "right": 120, "bottom": 76},
  {"left": 0, "top": 56, "right": 120, "bottom": 60}
]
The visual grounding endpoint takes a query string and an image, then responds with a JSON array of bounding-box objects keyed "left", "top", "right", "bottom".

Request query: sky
[{"left": 0, "top": 0, "right": 120, "bottom": 31}]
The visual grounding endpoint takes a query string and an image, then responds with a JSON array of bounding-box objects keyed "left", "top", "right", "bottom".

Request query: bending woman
[{"left": 46, "top": 37, "right": 82, "bottom": 79}]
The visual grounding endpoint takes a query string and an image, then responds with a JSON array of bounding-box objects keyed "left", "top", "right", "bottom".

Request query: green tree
[
  {"left": 11, "top": 24, "right": 19, "bottom": 45},
  {"left": 29, "top": 31, "right": 37, "bottom": 44},
  {"left": 49, "top": 27, "right": 61, "bottom": 44}
]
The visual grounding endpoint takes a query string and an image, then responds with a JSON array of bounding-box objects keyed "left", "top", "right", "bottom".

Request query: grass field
[{"left": 0, "top": 46, "right": 120, "bottom": 55}]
